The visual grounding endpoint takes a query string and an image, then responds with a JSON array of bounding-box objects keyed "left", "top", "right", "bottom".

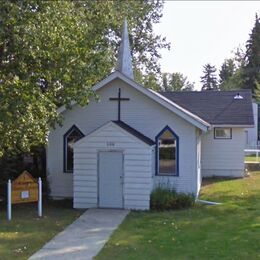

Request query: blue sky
[{"left": 154, "top": 1, "right": 259, "bottom": 90}]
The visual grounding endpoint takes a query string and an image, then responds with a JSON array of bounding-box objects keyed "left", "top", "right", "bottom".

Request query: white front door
[{"left": 98, "top": 151, "right": 123, "bottom": 208}]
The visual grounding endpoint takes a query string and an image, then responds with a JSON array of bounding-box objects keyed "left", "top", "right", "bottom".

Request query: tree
[
  {"left": 219, "top": 59, "right": 236, "bottom": 84},
  {"left": 161, "top": 72, "right": 194, "bottom": 91},
  {"left": 218, "top": 46, "right": 247, "bottom": 91},
  {"left": 244, "top": 14, "right": 260, "bottom": 95},
  {"left": 200, "top": 64, "right": 218, "bottom": 91},
  {"left": 254, "top": 80, "right": 260, "bottom": 102},
  {"left": 219, "top": 68, "right": 245, "bottom": 91},
  {"left": 0, "top": 0, "right": 169, "bottom": 156},
  {"left": 219, "top": 59, "right": 236, "bottom": 90},
  {"left": 143, "top": 72, "right": 161, "bottom": 91}
]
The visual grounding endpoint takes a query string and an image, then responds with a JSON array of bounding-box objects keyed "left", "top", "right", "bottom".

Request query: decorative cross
[{"left": 109, "top": 88, "right": 130, "bottom": 121}]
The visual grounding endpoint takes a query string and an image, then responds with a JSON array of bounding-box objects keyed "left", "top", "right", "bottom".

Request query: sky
[{"left": 154, "top": 1, "right": 260, "bottom": 90}]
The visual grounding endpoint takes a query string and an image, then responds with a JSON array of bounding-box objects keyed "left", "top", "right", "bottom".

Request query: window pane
[
  {"left": 66, "top": 129, "right": 83, "bottom": 172},
  {"left": 215, "top": 128, "right": 231, "bottom": 139},
  {"left": 159, "top": 130, "right": 176, "bottom": 175}
]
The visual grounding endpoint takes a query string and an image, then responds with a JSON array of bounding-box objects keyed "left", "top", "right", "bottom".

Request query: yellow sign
[{"left": 12, "top": 171, "right": 38, "bottom": 204}]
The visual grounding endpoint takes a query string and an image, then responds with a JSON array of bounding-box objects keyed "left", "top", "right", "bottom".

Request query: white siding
[
  {"left": 47, "top": 78, "right": 199, "bottom": 198},
  {"left": 201, "top": 128, "right": 245, "bottom": 177},
  {"left": 196, "top": 130, "right": 202, "bottom": 195},
  {"left": 73, "top": 122, "right": 153, "bottom": 210},
  {"left": 245, "top": 102, "right": 257, "bottom": 148}
]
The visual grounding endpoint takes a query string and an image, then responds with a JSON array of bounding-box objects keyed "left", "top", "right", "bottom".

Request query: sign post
[
  {"left": 38, "top": 178, "right": 42, "bottom": 217},
  {"left": 6, "top": 171, "right": 42, "bottom": 220}
]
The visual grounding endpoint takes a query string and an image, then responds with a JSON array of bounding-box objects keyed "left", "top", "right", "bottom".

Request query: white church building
[{"left": 46, "top": 21, "right": 254, "bottom": 210}]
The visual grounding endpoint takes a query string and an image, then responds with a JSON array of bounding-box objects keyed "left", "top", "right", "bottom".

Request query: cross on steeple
[{"left": 109, "top": 88, "right": 130, "bottom": 121}]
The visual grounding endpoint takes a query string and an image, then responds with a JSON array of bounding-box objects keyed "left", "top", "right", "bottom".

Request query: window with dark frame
[
  {"left": 214, "top": 128, "right": 232, "bottom": 139},
  {"left": 157, "top": 128, "right": 178, "bottom": 176},
  {"left": 64, "top": 126, "right": 84, "bottom": 172}
]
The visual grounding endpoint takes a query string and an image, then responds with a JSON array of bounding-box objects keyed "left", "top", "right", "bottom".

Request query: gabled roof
[
  {"left": 13, "top": 171, "right": 37, "bottom": 184},
  {"left": 74, "top": 120, "right": 155, "bottom": 147},
  {"left": 113, "top": 120, "right": 155, "bottom": 145},
  {"left": 92, "top": 71, "right": 210, "bottom": 131},
  {"left": 58, "top": 71, "right": 253, "bottom": 130},
  {"left": 160, "top": 90, "right": 254, "bottom": 126}
]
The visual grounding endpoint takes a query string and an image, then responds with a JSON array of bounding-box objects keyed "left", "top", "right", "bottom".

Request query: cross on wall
[{"left": 109, "top": 88, "right": 130, "bottom": 121}]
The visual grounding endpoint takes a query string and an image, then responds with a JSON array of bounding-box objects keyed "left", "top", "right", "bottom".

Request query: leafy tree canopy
[
  {"left": 0, "top": 0, "right": 169, "bottom": 156},
  {"left": 162, "top": 72, "right": 194, "bottom": 92}
]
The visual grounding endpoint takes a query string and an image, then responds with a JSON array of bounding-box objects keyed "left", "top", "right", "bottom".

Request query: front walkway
[{"left": 29, "top": 208, "right": 129, "bottom": 260}]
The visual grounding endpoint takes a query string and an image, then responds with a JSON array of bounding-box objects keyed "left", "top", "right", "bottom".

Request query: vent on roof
[{"left": 234, "top": 93, "right": 244, "bottom": 100}]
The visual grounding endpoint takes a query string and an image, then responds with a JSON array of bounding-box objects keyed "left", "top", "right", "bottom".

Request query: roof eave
[
  {"left": 212, "top": 124, "right": 255, "bottom": 128},
  {"left": 93, "top": 71, "right": 210, "bottom": 132}
]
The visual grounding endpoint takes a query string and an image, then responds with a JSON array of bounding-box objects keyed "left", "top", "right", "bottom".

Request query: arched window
[
  {"left": 64, "top": 125, "right": 84, "bottom": 172},
  {"left": 156, "top": 126, "right": 179, "bottom": 176}
]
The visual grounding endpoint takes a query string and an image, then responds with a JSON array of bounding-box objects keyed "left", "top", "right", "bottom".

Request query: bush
[{"left": 150, "top": 186, "right": 195, "bottom": 211}]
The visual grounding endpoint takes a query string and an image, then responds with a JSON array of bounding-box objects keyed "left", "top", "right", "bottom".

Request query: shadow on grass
[
  {"left": 96, "top": 172, "right": 260, "bottom": 260},
  {"left": 0, "top": 197, "right": 83, "bottom": 260},
  {"left": 97, "top": 199, "right": 260, "bottom": 260},
  {"left": 202, "top": 176, "right": 242, "bottom": 186}
]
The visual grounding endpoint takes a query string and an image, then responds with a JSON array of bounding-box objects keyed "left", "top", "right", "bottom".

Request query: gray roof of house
[
  {"left": 159, "top": 90, "right": 254, "bottom": 126},
  {"left": 113, "top": 120, "right": 155, "bottom": 146}
]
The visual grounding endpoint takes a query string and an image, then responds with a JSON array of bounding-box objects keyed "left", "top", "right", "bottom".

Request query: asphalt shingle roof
[
  {"left": 113, "top": 120, "right": 155, "bottom": 146},
  {"left": 159, "top": 89, "right": 254, "bottom": 126}
]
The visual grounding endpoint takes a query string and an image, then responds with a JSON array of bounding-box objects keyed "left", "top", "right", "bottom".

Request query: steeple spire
[{"left": 116, "top": 19, "right": 134, "bottom": 79}]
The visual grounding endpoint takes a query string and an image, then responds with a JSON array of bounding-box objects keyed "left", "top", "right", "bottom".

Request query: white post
[
  {"left": 38, "top": 177, "right": 42, "bottom": 217},
  {"left": 7, "top": 180, "right": 11, "bottom": 221}
]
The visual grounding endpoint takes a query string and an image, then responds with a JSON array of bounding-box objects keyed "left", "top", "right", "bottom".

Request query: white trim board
[
  {"left": 58, "top": 71, "right": 210, "bottom": 131},
  {"left": 93, "top": 71, "right": 210, "bottom": 131}
]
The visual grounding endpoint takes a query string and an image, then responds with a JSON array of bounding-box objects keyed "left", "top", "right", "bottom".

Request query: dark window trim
[
  {"left": 63, "top": 125, "right": 84, "bottom": 173},
  {"left": 155, "top": 125, "right": 179, "bottom": 177},
  {"left": 214, "top": 127, "right": 232, "bottom": 139}
]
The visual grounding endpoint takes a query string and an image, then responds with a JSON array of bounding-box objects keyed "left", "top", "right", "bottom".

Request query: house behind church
[{"left": 46, "top": 20, "right": 254, "bottom": 210}]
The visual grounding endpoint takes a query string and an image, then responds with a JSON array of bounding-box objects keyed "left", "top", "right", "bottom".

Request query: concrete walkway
[{"left": 29, "top": 209, "right": 129, "bottom": 260}]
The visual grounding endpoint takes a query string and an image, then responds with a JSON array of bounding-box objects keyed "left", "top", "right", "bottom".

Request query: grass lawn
[
  {"left": 245, "top": 156, "right": 260, "bottom": 162},
  {"left": 0, "top": 199, "right": 83, "bottom": 260},
  {"left": 96, "top": 172, "right": 260, "bottom": 260}
]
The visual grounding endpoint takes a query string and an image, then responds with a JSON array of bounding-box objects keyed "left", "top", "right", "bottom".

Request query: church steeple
[{"left": 116, "top": 19, "right": 134, "bottom": 79}]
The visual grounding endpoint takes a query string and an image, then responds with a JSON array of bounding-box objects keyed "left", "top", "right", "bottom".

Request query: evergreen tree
[
  {"left": 218, "top": 46, "right": 247, "bottom": 91},
  {"left": 219, "top": 59, "right": 236, "bottom": 84},
  {"left": 200, "top": 64, "right": 218, "bottom": 91},
  {"left": 244, "top": 14, "right": 260, "bottom": 95},
  {"left": 219, "top": 59, "right": 236, "bottom": 90}
]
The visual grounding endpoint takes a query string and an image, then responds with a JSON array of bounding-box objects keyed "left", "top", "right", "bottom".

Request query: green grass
[
  {"left": 245, "top": 156, "right": 260, "bottom": 162},
  {"left": 0, "top": 199, "right": 83, "bottom": 260},
  {"left": 96, "top": 172, "right": 260, "bottom": 260}
]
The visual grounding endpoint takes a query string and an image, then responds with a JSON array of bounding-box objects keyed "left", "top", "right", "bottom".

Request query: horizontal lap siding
[
  {"left": 73, "top": 148, "right": 98, "bottom": 208},
  {"left": 48, "top": 173, "right": 73, "bottom": 198},
  {"left": 48, "top": 78, "right": 198, "bottom": 198},
  {"left": 74, "top": 122, "right": 153, "bottom": 210},
  {"left": 201, "top": 128, "right": 245, "bottom": 177}
]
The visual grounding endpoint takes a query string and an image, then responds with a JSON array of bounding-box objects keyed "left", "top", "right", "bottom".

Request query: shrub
[{"left": 150, "top": 186, "right": 195, "bottom": 211}]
